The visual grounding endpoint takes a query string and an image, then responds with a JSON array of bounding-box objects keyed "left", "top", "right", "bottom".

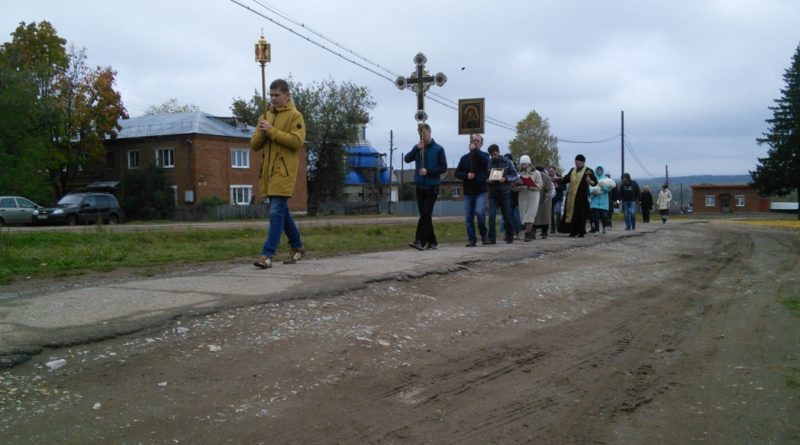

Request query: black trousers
[{"left": 415, "top": 186, "right": 439, "bottom": 244}]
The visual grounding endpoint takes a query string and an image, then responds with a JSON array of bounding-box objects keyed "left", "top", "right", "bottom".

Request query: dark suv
[{"left": 34, "top": 192, "right": 123, "bottom": 225}]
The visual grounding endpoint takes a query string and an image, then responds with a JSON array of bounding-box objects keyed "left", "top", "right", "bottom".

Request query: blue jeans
[
  {"left": 488, "top": 189, "right": 513, "bottom": 242},
  {"left": 623, "top": 201, "right": 637, "bottom": 230},
  {"left": 260, "top": 196, "right": 303, "bottom": 257},
  {"left": 463, "top": 192, "right": 487, "bottom": 243}
]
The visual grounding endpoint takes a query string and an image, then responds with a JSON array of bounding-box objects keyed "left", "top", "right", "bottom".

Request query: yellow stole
[{"left": 564, "top": 167, "right": 586, "bottom": 223}]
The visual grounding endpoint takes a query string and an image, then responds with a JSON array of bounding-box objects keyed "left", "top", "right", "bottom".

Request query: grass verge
[{"left": 0, "top": 222, "right": 467, "bottom": 284}]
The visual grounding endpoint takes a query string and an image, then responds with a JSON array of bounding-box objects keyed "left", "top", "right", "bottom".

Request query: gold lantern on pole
[{"left": 254, "top": 32, "right": 271, "bottom": 113}]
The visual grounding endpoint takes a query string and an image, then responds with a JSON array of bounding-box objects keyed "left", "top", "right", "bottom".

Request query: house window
[
  {"left": 231, "top": 149, "right": 249, "bottom": 168},
  {"left": 705, "top": 195, "right": 715, "bottom": 207},
  {"left": 171, "top": 185, "right": 178, "bottom": 206},
  {"left": 156, "top": 148, "right": 174, "bottom": 168},
  {"left": 127, "top": 150, "right": 140, "bottom": 169},
  {"left": 452, "top": 187, "right": 461, "bottom": 198},
  {"left": 735, "top": 195, "right": 745, "bottom": 207},
  {"left": 230, "top": 185, "right": 253, "bottom": 205}
]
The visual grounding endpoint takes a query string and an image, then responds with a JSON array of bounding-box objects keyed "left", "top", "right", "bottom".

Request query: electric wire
[
  {"left": 624, "top": 138, "right": 657, "bottom": 178},
  {"left": 230, "top": 0, "right": 519, "bottom": 131}
]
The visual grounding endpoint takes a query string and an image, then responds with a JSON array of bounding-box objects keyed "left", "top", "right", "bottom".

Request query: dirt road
[{"left": 2, "top": 222, "right": 799, "bottom": 444}]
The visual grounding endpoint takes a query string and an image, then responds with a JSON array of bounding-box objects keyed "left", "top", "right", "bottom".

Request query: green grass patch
[
  {"left": 0, "top": 221, "right": 468, "bottom": 284},
  {"left": 783, "top": 295, "right": 800, "bottom": 318}
]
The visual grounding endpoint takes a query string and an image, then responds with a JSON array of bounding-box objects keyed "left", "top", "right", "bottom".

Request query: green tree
[
  {"left": 50, "top": 46, "right": 128, "bottom": 196},
  {"left": 0, "top": 21, "right": 127, "bottom": 200},
  {"left": 508, "top": 111, "right": 560, "bottom": 168},
  {"left": 0, "top": 20, "right": 68, "bottom": 202},
  {"left": 230, "top": 89, "right": 264, "bottom": 126},
  {"left": 232, "top": 77, "right": 375, "bottom": 214},
  {"left": 143, "top": 98, "right": 200, "bottom": 116},
  {"left": 752, "top": 42, "right": 800, "bottom": 219},
  {"left": 120, "top": 163, "right": 175, "bottom": 220}
]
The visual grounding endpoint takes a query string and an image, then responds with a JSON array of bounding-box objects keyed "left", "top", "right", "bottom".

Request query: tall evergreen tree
[{"left": 751, "top": 42, "right": 800, "bottom": 219}]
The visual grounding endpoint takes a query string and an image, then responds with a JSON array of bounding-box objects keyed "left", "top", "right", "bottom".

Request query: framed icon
[
  {"left": 458, "top": 98, "right": 485, "bottom": 135},
  {"left": 489, "top": 168, "right": 505, "bottom": 182}
]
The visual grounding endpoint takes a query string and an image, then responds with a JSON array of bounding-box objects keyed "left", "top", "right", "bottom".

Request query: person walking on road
[
  {"left": 486, "top": 144, "right": 518, "bottom": 244},
  {"left": 515, "top": 155, "right": 543, "bottom": 241},
  {"left": 405, "top": 124, "right": 448, "bottom": 250},
  {"left": 251, "top": 79, "right": 307, "bottom": 269},
  {"left": 640, "top": 186, "right": 654, "bottom": 223},
  {"left": 657, "top": 184, "right": 673, "bottom": 223},
  {"left": 455, "top": 134, "right": 490, "bottom": 247},
  {"left": 558, "top": 154, "right": 597, "bottom": 238},
  {"left": 618, "top": 173, "right": 641, "bottom": 231},
  {"left": 589, "top": 165, "right": 615, "bottom": 235}
]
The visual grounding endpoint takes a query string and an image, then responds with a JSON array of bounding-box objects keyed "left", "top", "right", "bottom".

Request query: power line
[
  {"left": 558, "top": 134, "right": 620, "bottom": 144},
  {"left": 624, "top": 138, "right": 657, "bottom": 178},
  {"left": 230, "top": 0, "right": 519, "bottom": 132}
]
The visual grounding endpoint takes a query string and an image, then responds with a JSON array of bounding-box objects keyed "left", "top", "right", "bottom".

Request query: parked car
[
  {"left": 34, "top": 192, "right": 123, "bottom": 225},
  {"left": 0, "top": 196, "right": 40, "bottom": 226}
]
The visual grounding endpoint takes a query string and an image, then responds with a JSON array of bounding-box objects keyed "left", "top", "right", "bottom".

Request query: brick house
[
  {"left": 690, "top": 184, "right": 770, "bottom": 213},
  {"left": 102, "top": 112, "right": 307, "bottom": 211}
]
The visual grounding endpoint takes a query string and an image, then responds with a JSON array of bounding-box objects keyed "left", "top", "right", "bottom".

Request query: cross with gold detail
[{"left": 395, "top": 53, "right": 447, "bottom": 142}]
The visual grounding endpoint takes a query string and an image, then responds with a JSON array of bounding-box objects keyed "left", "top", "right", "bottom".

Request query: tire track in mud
[{"left": 365, "top": 227, "right": 755, "bottom": 444}]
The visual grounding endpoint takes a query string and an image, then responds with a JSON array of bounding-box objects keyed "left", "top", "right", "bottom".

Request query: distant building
[
  {"left": 344, "top": 126, "right": 393, "bottom": 203},
  {"left": 690, "top": 184, "right": 770, "bottom": 213},
  {"left": 102, "top": 111, "right": 308, "bottom": 211}
]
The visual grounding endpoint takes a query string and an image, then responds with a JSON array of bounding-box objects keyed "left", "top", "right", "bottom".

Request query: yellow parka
[{"left": 249, "top": 101, "right": 306, "bottom": 197}]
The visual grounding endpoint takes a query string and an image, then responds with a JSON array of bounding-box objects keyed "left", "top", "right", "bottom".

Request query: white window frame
[
  {"left": 705, "top": 195, "right": 715, "bottom": 207},
  {"left": 231, "top": 148, "right": 250, "bottom": 169},
  {"left": 452, "top": 186, "right": 461, "bottom": 198},
  {"left": 156, "top": 148, "right": 175, "bottom": 168},
  {"left": 735, "top": 195, "right": 745, "bottom": 207},
  {"left": 127, "top": 150, "right": 140, "bottom": 169},
  {"left": 230, "top": 185, "right": 253, "bottom": 205}
]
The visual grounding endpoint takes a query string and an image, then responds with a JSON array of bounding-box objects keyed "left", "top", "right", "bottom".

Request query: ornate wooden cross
[{"left": 395, "top": 53, "right": 447, "bottom": 143}]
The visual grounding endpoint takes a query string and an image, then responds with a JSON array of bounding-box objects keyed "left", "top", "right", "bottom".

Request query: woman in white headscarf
[{"left": 515, "top": 155, "right": 543, "bottom": 241}]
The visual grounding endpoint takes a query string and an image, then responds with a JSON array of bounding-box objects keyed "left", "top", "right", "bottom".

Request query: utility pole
[
  {"left": 388, "top": 130, "right": 395, "bottom": 214},
  {"left": 620, "top": 110, "right": 625, "bottom": 180}
]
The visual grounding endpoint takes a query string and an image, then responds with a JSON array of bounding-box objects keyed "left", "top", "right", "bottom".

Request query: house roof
[{"left": 114, "top": 111, "right": 255, "bottom": 140}]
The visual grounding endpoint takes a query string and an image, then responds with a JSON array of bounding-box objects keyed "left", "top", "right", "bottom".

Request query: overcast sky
[{"left": 3, "top": 0, "right": 799, "bottom": 178}]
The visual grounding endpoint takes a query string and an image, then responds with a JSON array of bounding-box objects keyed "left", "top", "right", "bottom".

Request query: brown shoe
[
  {"left": 283, "top": 248, "right": 306, "bottom": 264},
  {"left": 253, "top": 256, "right": 272, "bottom": 269}
]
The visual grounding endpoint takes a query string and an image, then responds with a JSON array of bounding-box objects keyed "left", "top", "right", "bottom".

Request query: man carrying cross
[
  {"left": 405, "top": 124, "right": 447, "bottom": 250},
  {"left": 396, "top": 52, "right": 448, "bottom": 250}
]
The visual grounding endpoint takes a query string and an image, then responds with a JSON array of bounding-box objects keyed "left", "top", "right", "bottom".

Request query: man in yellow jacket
[{"left": 251, "top": 79, "right": 307, "bottom": 269}]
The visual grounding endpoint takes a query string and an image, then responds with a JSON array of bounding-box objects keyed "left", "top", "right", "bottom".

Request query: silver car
[{"left": 0, "top": 196, "right": 40, "bottom": 226}]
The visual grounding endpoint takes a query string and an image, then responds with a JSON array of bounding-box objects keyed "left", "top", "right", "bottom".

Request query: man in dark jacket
[
  {"left": 454, "top": 134, "right": 490, "bottom": 246},
  {"left": 618, "top": 173, "right": 641, "bottom": 231},
  {"left": 486, "top": 144, "right": 518, "bottom": 244},
  {"left": 405, "top": 124, "right": 447, "bottom": 250}
]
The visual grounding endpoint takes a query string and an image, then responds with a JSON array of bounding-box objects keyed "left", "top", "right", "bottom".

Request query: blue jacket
[
  {"left": 454, "top": 149, "right": 490, "bottom": 195},
  {"left": 487, "top": 156, "right": 518, "bottom": 193},
  {"left": 589, "top": 164, "right": 614, "bottom": 210},
  {"left": 404, "top": 139, "right": 447, "bottom": 189}
]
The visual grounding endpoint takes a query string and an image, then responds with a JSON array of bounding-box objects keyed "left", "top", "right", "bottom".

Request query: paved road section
[{"left": 0, "top": 220, "right": 664, "bottom": 368}]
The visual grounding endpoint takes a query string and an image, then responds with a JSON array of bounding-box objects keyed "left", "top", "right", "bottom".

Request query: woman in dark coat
[
  {"left": 558, "top": 154, "right": 597, "bottom": 237},
  {"left": 640, "top": 186, "right": 653, "bottom": 223}
]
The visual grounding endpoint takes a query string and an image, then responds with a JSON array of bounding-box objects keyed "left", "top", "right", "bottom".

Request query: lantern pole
[{"left": 254, "top": 31, "right": 271, "bottom": 113}]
